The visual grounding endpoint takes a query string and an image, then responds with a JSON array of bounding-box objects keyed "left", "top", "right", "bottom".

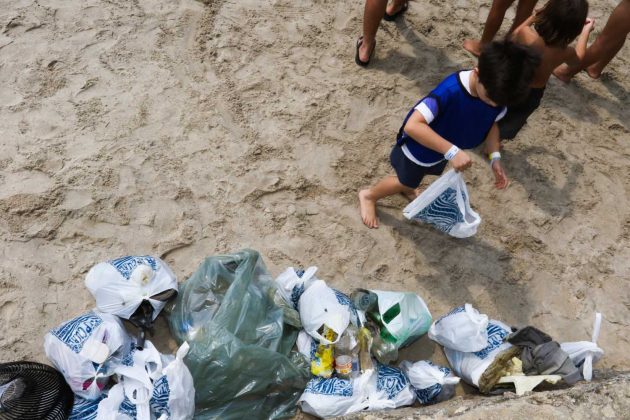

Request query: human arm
[
  {"left": 403, "top": 110, "right": 472, "bottom": 171},
  {"left": 564, "top": 18, "right": 596, "bottom": 67},
  {"left": 484, "top": 123, "right": 509, "bottom": 189}
]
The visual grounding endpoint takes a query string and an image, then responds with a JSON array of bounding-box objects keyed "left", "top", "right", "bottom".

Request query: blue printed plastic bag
[{"left": 403, "top": 170, "right": 481, "bottom": 238}]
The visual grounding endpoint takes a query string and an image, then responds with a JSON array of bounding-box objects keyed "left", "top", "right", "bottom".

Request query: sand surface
[{"left": 0, "top": 0, "right": 628, "bottom": 386}]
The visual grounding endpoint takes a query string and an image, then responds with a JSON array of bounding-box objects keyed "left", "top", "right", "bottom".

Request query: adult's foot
[
  {"left": 357, "top": 37, "right": 376, "bottom": 66},
  {"left": 463, "top": 39, "right": 483, "bottom": 57},
  {"left": 384, "top": 1, "right": 408, "bottom": 21},
  {"left": 359, "top": 189, "right": 379, "bottom": 228}
]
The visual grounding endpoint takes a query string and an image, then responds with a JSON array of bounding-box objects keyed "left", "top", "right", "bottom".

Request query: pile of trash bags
[
  {"left": 43, "top": 255, "right": 196, "bottom": 420},
  {"left": 23, "top": 249, "right": 605, "bottom": 420}
]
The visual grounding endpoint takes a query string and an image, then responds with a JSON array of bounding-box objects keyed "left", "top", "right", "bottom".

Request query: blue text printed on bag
[
  {"left": 109, "top": 255, "right": 158, "bottom": 280},
  {"left": 119, "top": 396, "right": 138, "bottom": 417},
  {"left": 415, "top": 383, "right": 442, "bottom": 405},
  {"left": 304, "top": 377, "right": 353, "bottom": 397},
  {"left": 333, "top": 289, "right": 361, "bottom": 326},
  {"left": 377, "top": 364, "right": 409, "bottom": 399},
  {"left": 473, "top": 323, "right": 509, "bottom": 359},
  {"left": 69, "top": 396, "right": 101, "bottom": 420},
  {"left": 413, "top": 188, "right": 464, "bottom": 233},
  {"left": 151, "top": 376, "right": 172, "bottom": 416},
  {"left": 435, "top": 305, "right": 466, "bottom": 325},
  {"left": 51, "top": 312, "right": 103, "bottom": 354}
]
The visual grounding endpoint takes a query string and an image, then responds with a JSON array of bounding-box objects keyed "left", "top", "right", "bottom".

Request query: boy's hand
[
  {"left": 492, "top": 160, "right": 509, "bottom": 189},
  {"left": 583, "top": 18, "right": 595, "bottom": 33},
  {"left": 451, "top": 151, "right": 472, "bottom": 172}
]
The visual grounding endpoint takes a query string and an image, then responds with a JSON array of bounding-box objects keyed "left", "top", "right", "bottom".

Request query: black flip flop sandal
[
  {"left": 383, "top": 2, "right": 409, "bottom": 21},
  {"left": 355, "top": 36, "right": 375, "bottom": 67}
]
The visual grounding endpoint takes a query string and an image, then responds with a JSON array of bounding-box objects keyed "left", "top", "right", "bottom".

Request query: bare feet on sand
[
  {"left": 463, "top": 39, "right": 483, "bottom": 56},
  {"left": 553, "top": 63, "right": 602, "bottom": 83},
  {"left": 359, "top": 189, "right": 379, "bottom": 228},
  {"left": 553, "top": 64, "right": 574, "bottom": 83}
]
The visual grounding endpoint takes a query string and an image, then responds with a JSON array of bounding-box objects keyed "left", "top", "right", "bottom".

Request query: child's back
[
  {"left": 512, "top": 0, "right": 590, "bottom": 87},
  {"left": 497, "top": 0, "right": 590, "bottom": 139}
]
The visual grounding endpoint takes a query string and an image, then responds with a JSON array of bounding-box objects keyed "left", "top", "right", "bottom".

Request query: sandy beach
[{"left": 0, "top": 0, "right": 628, "bottom": 395}]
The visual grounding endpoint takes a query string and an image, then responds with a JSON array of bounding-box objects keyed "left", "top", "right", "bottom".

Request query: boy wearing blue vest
[{"left": 359, "top": 40, "right": 540, "bottom": 228}]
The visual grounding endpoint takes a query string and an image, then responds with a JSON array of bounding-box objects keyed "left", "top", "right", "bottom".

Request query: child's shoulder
[{"left": 431, "top": 71, "right": 464, "bottom": 94}]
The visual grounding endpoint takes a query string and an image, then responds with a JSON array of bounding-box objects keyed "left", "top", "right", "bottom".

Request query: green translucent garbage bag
[{"left": 167, "top": 250, "right": 310, "bottom": 419}]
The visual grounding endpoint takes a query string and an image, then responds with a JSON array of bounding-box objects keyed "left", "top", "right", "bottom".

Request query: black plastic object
[
  {"left": 168, "top": 249, "right": 310, "bottom": 420},
  {"left": 0, "top": 362, "right": 74, "bottom": 420},
  {"left": 129, "top": 289, "right": 178, "bottom": 349}
]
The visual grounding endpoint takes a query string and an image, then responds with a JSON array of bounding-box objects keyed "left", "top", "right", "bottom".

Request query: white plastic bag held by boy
[
  {"left": 561, "top": 312, "right": 604, "bottom": 381},
  {"left": 399, "top": 360, "right": 460, "bottom": 404},
  {"left": 85, "top": 255, "right": 177, "bottom": 321},
  {"left": 44, "top": 311, "right": 130, "bottom": 399},
  {"left": 428, "top": 304, "right": 489, "bottom": 352},
  {"left": 445, "top": 320, "right": 513, "bottom": 387},
  {"left": 403, "top": 169, "right": 481, "bottom": 238}
]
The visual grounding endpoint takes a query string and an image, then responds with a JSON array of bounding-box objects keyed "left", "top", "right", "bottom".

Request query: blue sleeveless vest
[{"left": 397, "top": 72, "right": 504, "bottom": 164}]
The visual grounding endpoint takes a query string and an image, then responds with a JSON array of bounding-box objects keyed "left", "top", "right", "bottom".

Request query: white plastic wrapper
[
  {"left": 561, "top": 312, "right": 604, "bottom": 381},
  {"left": 428, "top": 304, "right": 489, "bottom": 352},
  {"left": 399, "top": 360, "right": 459, "bottom": 404},
  {"left": 85, "top": 255, "right": 177, "bottom": 320},
  {"left": 44, "top": 311, "right": 130, "bottom": 399},
  {"left": 444, "top": 320, "right": 512, "bottom": 387}
]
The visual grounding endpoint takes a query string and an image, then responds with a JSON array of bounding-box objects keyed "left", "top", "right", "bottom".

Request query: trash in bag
[
  {"left": 561, "top": 312, "right": 604, "bottom": 382},
  {"left": 368, "top": 364, "right": 416, "bottom": 410},
  {"left": 0, "top": 361, "right": 74, "bottom": 420},
  {"left": 85, "top": 255, "right": 178, "bottom": 348},
  {"left": 168, "top": 250, "right": 310, "bottom": 420},
  {"left": 275, "top": 267, "right": 364, "bottom": 340},
  {"left": 365, "top": 290, "right": 432, "bottom": 350},
  {"left": 69, "top": 395, "right": 103, "bottom": 420},
  {"left": 403, "top": 169, "right": 481, "bottom": 238},
  {"left": 311, "top": 327, "right": 335, "bottom": 378},
  {"left": 44, "top": 311, "right": 131, "bottom": 399},
  {"left": 299, "top": 373, "right": 371, "bottom": 419},
  {"left": 94, "top": 341, "right": 195, "bottom": 420},
  {"left": 428, "top": 304, "right": 489, "bottom": 352},
  {"left": 298, "top": 364, "right": 414, "bottom": 419},
  {"left": 399, "top": 360, "right": 460, "bottom": 405},
  {"left": 444, "top": 319, "right": 519, "bottom": 393}
]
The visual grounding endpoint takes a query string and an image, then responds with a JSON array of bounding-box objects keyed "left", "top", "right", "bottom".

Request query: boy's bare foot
[
  {"left": 463, "top": 39, "right": 483, "bottom": 57},
  {"left": 552, "top": 64, "right": 574, "bottom": 83},
  {"left": 359, "top": 189, "right": 379, "bottom": 228}
]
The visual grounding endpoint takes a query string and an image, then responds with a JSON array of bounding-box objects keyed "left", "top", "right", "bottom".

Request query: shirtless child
[
  {"left": 498, "top": 0, "right": 593, "bottom": 140},
  {"left": 359, "top": 40, "right": 540, "bottom": 229}
]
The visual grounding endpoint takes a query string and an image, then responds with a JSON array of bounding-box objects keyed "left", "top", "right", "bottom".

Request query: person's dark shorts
[
  {"left": 390, "top": 144, "right": 448, "bottom": 189},
  {"left": 498, "top": 87, "right": 546, "bottom": 140}
]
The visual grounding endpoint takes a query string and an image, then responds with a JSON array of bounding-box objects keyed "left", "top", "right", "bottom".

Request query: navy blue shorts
[{"left": 390, "top": 145, "right": 447, "bottom": 189}]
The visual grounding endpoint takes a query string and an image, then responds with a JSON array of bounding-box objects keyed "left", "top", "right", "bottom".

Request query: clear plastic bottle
[
  {"left": 334, "top": 325, "right": 358, "bottom": 379},
  {"left": 350, "top": 290, "right": 378, "bottom": 312}
]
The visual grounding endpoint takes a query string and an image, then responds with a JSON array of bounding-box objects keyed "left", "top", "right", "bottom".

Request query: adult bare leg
[
  {"left": 359, "top": 0, "right": 388, "bottom": 63},
  {"left": 508, "top": 0, "right": 538, "bottom": 33},
  {"left": 554, "top": 0, "right": 630, "bottom": 81},
  {"left": 464, "top": 0, "right": 515, "bottom": 56},
  {"left": 586, "top": 0, "right": 630, "bottom": 78}
]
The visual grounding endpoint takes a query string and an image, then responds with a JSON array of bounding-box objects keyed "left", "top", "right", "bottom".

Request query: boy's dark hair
[
  {"left": 535, "top": 0, "right": 589, "bottom": 47},
  {"left": 478, "top": 40, "right": 541, "bottom": 106}
]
